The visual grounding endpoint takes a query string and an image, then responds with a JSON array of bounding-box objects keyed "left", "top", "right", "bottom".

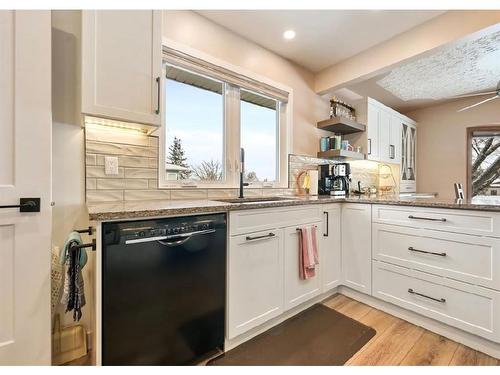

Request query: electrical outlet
[{"left": 104, "top": 156, "right": 119, "bottom": 175}]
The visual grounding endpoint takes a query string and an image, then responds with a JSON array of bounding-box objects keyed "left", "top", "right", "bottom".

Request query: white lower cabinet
[
  {"left": 373, "top": 260, "right": 500, "bottom": 343},
  {"left": 283, "top": 224, "right": 322, "bottom": 311},
  {"left": 342, "top": 203, "right": 372, "bottom": 294},
  {"left": 227, "top": 229, "right": 284, "bottom": 339},
  {"left": 320, "top": 205, "right": 342, "bottom": 292}
]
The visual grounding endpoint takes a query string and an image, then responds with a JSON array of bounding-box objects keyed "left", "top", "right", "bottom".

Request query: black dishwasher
[{"left": 101, "top": 213, "right": 226, "bottom": 365}]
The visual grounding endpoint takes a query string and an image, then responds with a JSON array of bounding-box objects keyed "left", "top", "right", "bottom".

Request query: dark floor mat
[{"left": 208, "top": 303, "right": 376, "bottom": 366}]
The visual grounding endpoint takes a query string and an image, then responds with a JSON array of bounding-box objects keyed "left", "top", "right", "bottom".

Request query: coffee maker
[
  {"left": 317, "top": 164, "right": 333, "bottom": 195},
  {"left": 331, "top": 163, "right": 351, "bottom": 196}
]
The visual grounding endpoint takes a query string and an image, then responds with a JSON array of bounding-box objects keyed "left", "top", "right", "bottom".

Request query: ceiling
[
  {"left": 344, "top": 25, "right": 500, "bottom": 112},
  {"left": 196, "top": 10, "right": 445, "bottom": 72}
]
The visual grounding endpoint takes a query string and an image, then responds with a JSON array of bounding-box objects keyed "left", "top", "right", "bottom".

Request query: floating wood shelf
[
  {"left": 317, "top": 116, "right": 366, "bottom": 134},
  {"left": 317, "top": 149, "right": 365, "bottom": 160}
]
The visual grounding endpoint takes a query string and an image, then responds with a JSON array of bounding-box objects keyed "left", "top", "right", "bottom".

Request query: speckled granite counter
[{"left": 88, "top": 195, "right": 500, "bottom": 221}]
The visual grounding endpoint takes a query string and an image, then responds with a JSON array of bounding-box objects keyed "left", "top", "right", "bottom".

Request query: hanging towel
[
  {"left": 60, "top": 232, "right": 86, "bottom": 321},
  {"left": 298, "top": 226, "right": 319, "bottom": 280}
]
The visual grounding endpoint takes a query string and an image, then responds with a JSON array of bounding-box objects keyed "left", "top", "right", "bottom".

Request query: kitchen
[{"left": 2, "top": 2, "right": 500, "bottom": 369}]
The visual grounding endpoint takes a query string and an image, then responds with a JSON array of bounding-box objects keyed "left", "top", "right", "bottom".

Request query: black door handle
[
  {"left": 155, "top": 77, "right": 161, "bottom": 115},
  {"left": 0, "top": 198, "right": 40, "bottom": 212}
]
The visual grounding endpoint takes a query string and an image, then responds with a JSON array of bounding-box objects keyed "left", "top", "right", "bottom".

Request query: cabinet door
[
  {"left": 227, "top": 230, "right": 283, "bottom": 339},
  {"left": 378, "top": 108, "right": 392, "bottom": 162},
  {"left": 320, "top": 206, "right": 341, "bottom": 292},
  {"left": 401, "top": 123, "right": 417, "bottom": 192},
  {"left": 342, "top": 204, "right": 372, "bottom": 294},
  {"left": 283, "top": 225, "right": 321, "bottom": 311},
  {"left": 389, "top": 115, "right": 402, "bottom": 164},
  {"left": 366, "top": 103, "right": 380, "bottom": 161},
  {"left": 82, "top": 10, "right": 162, "bottom": 126}
]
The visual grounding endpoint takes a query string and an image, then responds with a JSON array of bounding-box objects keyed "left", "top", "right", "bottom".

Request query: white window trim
[{"left": 157, "top": 39, "right": 293, "bottom": 190}]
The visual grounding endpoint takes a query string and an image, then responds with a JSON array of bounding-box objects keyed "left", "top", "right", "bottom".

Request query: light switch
[{"left": 105, "top": 156, "right": 119, "bottom": 175}]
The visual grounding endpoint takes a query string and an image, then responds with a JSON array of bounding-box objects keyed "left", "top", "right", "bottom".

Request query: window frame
[
  {"left": 466, "top": 125, "right": 500, "bottom": 199},
  {"left": 158, "top": 41, "right": 292, "bottom": 190}
]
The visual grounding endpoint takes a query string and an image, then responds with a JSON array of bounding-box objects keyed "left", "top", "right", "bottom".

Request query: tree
[
  {"left": 192, "top": 160, "right": 223, "bottom": 181},
  {"left": 471, "top": 136, "right": 500, "bottom": 196},
  {"left": 167, "top": 137, "right": 191, "bottom": 179}
]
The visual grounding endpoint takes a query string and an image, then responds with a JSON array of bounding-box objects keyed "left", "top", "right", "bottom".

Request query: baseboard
[
  {"left": 224, "top": 288, "right": 339, "bottom": 351},
  {"left": 338, "top": 286, "right": 500, "bottom": 360}
]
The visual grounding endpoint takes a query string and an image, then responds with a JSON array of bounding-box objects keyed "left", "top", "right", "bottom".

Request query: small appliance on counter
[
  {"left": 318, "top": 163, "right": 351, "bottom": 196},
  {"left": 331, "top": 163, "right": 351, "bottom": 196}
]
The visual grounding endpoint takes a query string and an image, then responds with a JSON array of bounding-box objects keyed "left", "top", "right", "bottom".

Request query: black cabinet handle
[
  {"left": 155, "top": 77, "right": 160, "bottom": 115},
  {"left": 408, "top": 246, "right": 446, "bottom": 257},
  {"left": 408, "top": 288, "right": 446, "bottom": 303},
  {"left": 0, "top": 198, "right": 40, "bottom": 212},
  {"left": 368, "top": 138, "right": 372, "bottom": 155},
  {"left": 323, "top": 211, "right": 329, "bottom": 237},
  {"left": 389, "top": 144, "right": 395, "bottom": 159},
  {"left": 408, "top": 215, "right": 446, "bottom": 222},
  {"left": 245, "top": 232, "right": 276, "bottom": 241}
]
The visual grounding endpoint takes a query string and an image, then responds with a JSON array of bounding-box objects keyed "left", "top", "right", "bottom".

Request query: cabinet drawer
[
  {"left": 373, "top": 261, "right": 500, "bottom": 343},
  {"left": 373, "top": 223, "right": 500, "bottom": 289},
  {"left": 372, "top": 204, "right": 500, "bottom": 238},
  {"left": 229, "top": 205, "right": 322, "bottom": 236}
]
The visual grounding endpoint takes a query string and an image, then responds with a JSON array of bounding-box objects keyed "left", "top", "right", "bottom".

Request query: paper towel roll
[{"left": 308, "top": 170, "right": 319, "bottom": 196}]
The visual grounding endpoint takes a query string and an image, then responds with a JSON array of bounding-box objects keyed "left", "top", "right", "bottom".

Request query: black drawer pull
[
  {"left": 246, "top": 232, "right": 276, "bottom": 241},
  {"left": 408, "top": 246, "right": 446, "bottom": 257},
  {"left": 323, "top": 211, "right": 329, "bottom": 237},
  {"left": 408, "top": 288, "right": 446, "bottom": 303},
  {"left": 408, "top": 215, "right": 447, "bottom": 222}
]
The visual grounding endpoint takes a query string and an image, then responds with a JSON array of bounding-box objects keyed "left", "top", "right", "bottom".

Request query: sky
[{"left": 165, "top": 79, "right": 277, "bottom": 181}]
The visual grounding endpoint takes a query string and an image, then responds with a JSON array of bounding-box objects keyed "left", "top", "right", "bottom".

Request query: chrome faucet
[{"left": 239, "top": 148, "right": 249, "bottom": 198}]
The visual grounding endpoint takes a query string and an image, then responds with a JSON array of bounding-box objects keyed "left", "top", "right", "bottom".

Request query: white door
[
  {"left": 389, "top": 115, "right": 402, "bottom": 164},
  {"left": 366, "top": 102, "right": 380, "bottom": 161},
  {"left": 0, "top": 11, "right": 52, "bottom": 365},
  {"left": 82, "top": 10, "right": 162, "bottom": 126},
  {"left": 341, "top": 204, "right": 372, "bottom": 295},
  {"left": 320, "top": 205, "right": 341, "bottom": 292},
  {"left": 283, "top": 225, "right": 321, "bottom": 311},
  {"left": 378, "top": 108, "right": 392, "bottom": 162},
  {"left": 227, "top": 230, "right": 283, "bottom": 339}
]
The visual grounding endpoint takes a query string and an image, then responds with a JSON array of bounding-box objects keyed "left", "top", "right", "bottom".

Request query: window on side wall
[
  {"left": 159, "top": 54, "right": 290, "bottom": 189},
  {"left": 467, "top": 127, "right": 500, "bottom": 200}
]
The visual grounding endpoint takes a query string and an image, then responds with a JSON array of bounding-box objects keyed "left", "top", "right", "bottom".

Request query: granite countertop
[{"left": 88, "top": 194, "right": 500, "bottom": 221}]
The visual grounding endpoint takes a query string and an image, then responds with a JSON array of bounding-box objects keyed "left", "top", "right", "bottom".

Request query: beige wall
[
  {"left": 406, "top": 97, "right": 500, "bottom": 199},
  {"left": 315, "top": 11, "right": 500, "bottom": 94},
  {"left": 163, "top": 10, "right": 330, "bottom": 156},
  {"left": 52, "top": 10, "right": 95, "bottom": 349}
]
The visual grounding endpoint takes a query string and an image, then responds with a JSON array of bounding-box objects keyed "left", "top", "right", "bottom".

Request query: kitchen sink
[{"left": 214, "top": 196, "right": 299, "bottom": 204}]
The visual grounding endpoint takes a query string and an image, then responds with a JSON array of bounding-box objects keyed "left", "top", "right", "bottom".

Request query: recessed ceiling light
[{"left": 283, "top": 30, "right": 296, "bottom": 40}]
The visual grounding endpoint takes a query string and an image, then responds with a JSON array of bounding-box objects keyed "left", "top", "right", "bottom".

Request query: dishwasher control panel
[{"left": 120, "top": 220, "right": 215, "bottom": 243}]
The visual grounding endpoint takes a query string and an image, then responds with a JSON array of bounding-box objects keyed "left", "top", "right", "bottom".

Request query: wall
[
  {"left": 406, "top": 97, "right": 500, "bottom": 199},
  {"left": 163, "top": 10, "right": 330, "bottom": 157},
  {"left": 51, "top": 10, "right": 95, "bottom": 358},
  {"left": 315, "top": 11, "right": 500, "bottom": 94}
]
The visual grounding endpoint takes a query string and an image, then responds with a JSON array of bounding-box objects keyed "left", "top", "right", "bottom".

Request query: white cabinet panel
[
  {"left": 373, "top": 260, "right": 500, "bottom": 343},
  {"left": 227, "top": 229, "right": 283, "bottom": 339},
  {"left": 82, "top": 10, "right": 162, "bottom": 126},
  {"left": 373, "top": 223, "right": 500, "bottom": 289},
  {"left": 342, "top": 203, "right": 372, "bottom": 294},
  {"left": 390, "top": 115, "right": 402, "bottom": 163},
  {"left": 283, "top": 225, "right": 322, "bottom": 311},
  {"left": 366, "top": 102, "right": 380, "bottom": 160},
  {"left": 372, "top": 204, "right": 500, "bottom": 238},
  {"left": 378, "top": 108, "right": 392, "bottom": 162},
  {"left": 320, "top": 205, "right": 341, "bottom": 292}
]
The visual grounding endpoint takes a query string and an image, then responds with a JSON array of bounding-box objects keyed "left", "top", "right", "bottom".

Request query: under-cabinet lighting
[
  {"left": 283, "top": 30, "right": 296, "bottom": 40},
  {"left": 84, "top": 116, "right": 155, "bottom": 135}
]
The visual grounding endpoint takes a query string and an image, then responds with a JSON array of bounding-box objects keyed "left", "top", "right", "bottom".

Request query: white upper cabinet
[
  {"left": 82, "top": 10, "right": 162, "bottom": 126},
  {"left": 366, "top": 102, "right": 380, "bottom": 160},
  {"left": 400, "top": 120, "right": 417, "bottom": 192}
]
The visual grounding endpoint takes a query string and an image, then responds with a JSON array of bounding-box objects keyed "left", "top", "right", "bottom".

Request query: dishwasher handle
[{"left": 125, "top": 228, "right": 216, "bottom": 245}]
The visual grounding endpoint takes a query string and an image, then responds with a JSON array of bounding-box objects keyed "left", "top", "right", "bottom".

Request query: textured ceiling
[{"left": 377, "top": 29, "right": 500, "bottom": 101}]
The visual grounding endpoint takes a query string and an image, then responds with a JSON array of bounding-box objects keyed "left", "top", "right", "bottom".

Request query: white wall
[
  {"left": 163, "top": 10, "right": 330, "bottom": 156},
  {"left": 51, "top": 10, "right": 95, "bottom": 352}
]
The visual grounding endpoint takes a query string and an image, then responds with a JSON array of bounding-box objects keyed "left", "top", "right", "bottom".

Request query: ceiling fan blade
[
  {"left": 451, "top": 91, "right": 497, "bottom": 99},
  {"left": 457, "top": 96, "right": 499, "bottom": 112}
]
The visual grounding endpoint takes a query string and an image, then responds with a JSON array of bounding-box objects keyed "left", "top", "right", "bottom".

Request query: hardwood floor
[{"left": 323, "top": 294, "right": 500, "bottom": 366}]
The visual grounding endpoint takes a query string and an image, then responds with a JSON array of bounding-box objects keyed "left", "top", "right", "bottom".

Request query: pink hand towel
[{"left": 298, "top": 226, "right": 319, "bottom": 280}]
